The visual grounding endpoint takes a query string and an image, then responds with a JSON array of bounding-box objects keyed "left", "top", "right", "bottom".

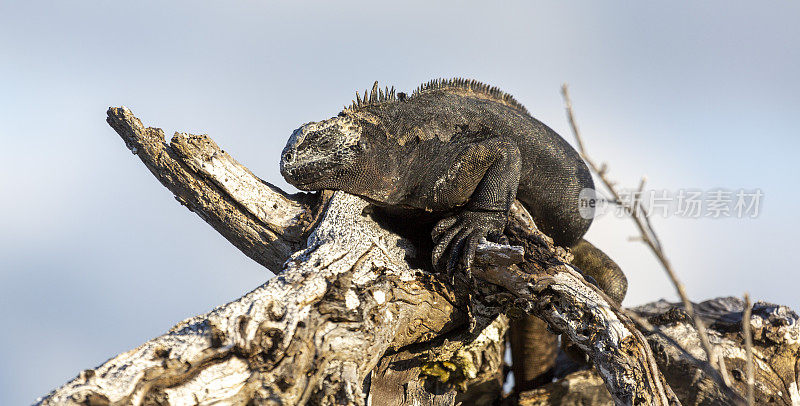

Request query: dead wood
[{"left": 38, "top": 108, "right": 798, "bottom": 405}]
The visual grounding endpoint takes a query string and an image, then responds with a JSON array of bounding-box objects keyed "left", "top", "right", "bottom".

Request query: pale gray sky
[{"left": 1, "top": 1, "right": 798, "bottom": 403}]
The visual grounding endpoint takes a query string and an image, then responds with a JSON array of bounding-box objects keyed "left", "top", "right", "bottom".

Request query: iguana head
[{"left": 280, "top": 115, "right": 364, "bottom": 191}]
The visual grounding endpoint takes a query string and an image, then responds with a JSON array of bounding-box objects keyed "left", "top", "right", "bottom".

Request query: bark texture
[
  {"left": 37, "top": 189, "right": 494, "bottom": 405},
  {"left": 519, "top": 298, "right": 800, "bottom": 406},
  {"left": 106, "top": 107, "right": 318, "bottom": 271},
  {"left": 474, "top": 204, "right": 680, "bottom": 405}
]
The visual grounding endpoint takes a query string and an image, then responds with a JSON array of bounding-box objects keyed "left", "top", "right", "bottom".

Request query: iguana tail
[
  {"left": 509, "top": 315, "right": 558, "bottom": 392},
  {"left": 570, "top": 239, "right": 627, "bottom": 305}
]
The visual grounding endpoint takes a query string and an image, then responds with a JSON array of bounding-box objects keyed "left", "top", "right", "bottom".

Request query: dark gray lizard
[{"left": 280, "top": 78, "right": 626, "bottom": 304}]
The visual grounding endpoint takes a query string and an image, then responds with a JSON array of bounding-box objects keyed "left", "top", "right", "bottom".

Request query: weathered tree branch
[
  {"left": 106, "top": 107, "right": 319, "bottom": 271},
  {"left": 40, "top": 107, "right": 780, "bottom": 405}
]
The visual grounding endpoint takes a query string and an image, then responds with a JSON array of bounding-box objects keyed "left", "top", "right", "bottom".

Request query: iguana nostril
[{"left": 284, "top": 151, "right": 293, "bottom": 162}]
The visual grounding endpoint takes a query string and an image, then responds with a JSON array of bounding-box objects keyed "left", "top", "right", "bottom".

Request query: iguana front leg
[{"left": 431, "top": 138, "right": 521, "bottom": 277}]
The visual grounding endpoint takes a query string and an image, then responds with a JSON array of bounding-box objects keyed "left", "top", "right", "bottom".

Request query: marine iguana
[{"left": 279, "top": 78, "right": 626, "bottom": 304}]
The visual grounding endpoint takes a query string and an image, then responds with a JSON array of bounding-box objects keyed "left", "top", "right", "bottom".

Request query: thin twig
[
  {"left": 642, "top": 203, "right": 664, "bottom": 252},
  {"left": 743, "top": 293, "right": 755, "bottom": 406},
  {"left": 632, "top": 176, "right": 647, "bottom": 219},
  {"left": 560, "top": 84, "right": 728, "bottom": 386},
  {"left": 718, "top": 351, "right": 733, "bottom": 387}
]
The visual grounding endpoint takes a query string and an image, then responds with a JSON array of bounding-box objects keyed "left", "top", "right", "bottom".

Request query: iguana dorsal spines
[
  {"left": 410, "top": 78, "right": 528, "bottom": 115},
  {"left": 346, "top": 81, "right": 397, "bottom": 112},
  {"left": 344, "top": 78, "right": 527, "bottom": 116}
]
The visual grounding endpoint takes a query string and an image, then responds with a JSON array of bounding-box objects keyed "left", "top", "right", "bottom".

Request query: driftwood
[{"left": 34, "top": 108, "right": 797, "bottom": 405}]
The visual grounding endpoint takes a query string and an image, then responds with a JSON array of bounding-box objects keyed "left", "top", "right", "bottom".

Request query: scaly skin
[{"left": 280, "top": 78, "right": 627, "bottom": 388}]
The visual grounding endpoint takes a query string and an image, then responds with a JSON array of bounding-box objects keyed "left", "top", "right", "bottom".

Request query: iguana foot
[{"left": 431, "top": 210, "right": 508, "bottom": 280}]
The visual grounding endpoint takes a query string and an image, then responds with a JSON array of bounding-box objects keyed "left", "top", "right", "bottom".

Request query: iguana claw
[{"left": 431, "top": 210, "right": 508, "bottom": 280}]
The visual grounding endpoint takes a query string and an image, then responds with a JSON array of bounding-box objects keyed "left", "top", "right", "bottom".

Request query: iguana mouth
[
  {"left": 291, "top": 176, "right": 337, "bottom": 191},
  {"left": 286, "top": 162, "right": 336, "bottom": 178},
  {"left": 283, "top": 160, "right": 343, "bottom": 190},
  {"left": 292, "top": 179, "right": 320, "bottom": 189}
]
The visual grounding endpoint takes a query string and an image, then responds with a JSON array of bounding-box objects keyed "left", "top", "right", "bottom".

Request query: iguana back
[{"left": 377, "top": 79, "right": 594, "bottom": 245}]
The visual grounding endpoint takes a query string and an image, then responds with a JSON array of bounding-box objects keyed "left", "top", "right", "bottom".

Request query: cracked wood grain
[{"left": 35, "top": 192, "right": 481, "bottom": 405}]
